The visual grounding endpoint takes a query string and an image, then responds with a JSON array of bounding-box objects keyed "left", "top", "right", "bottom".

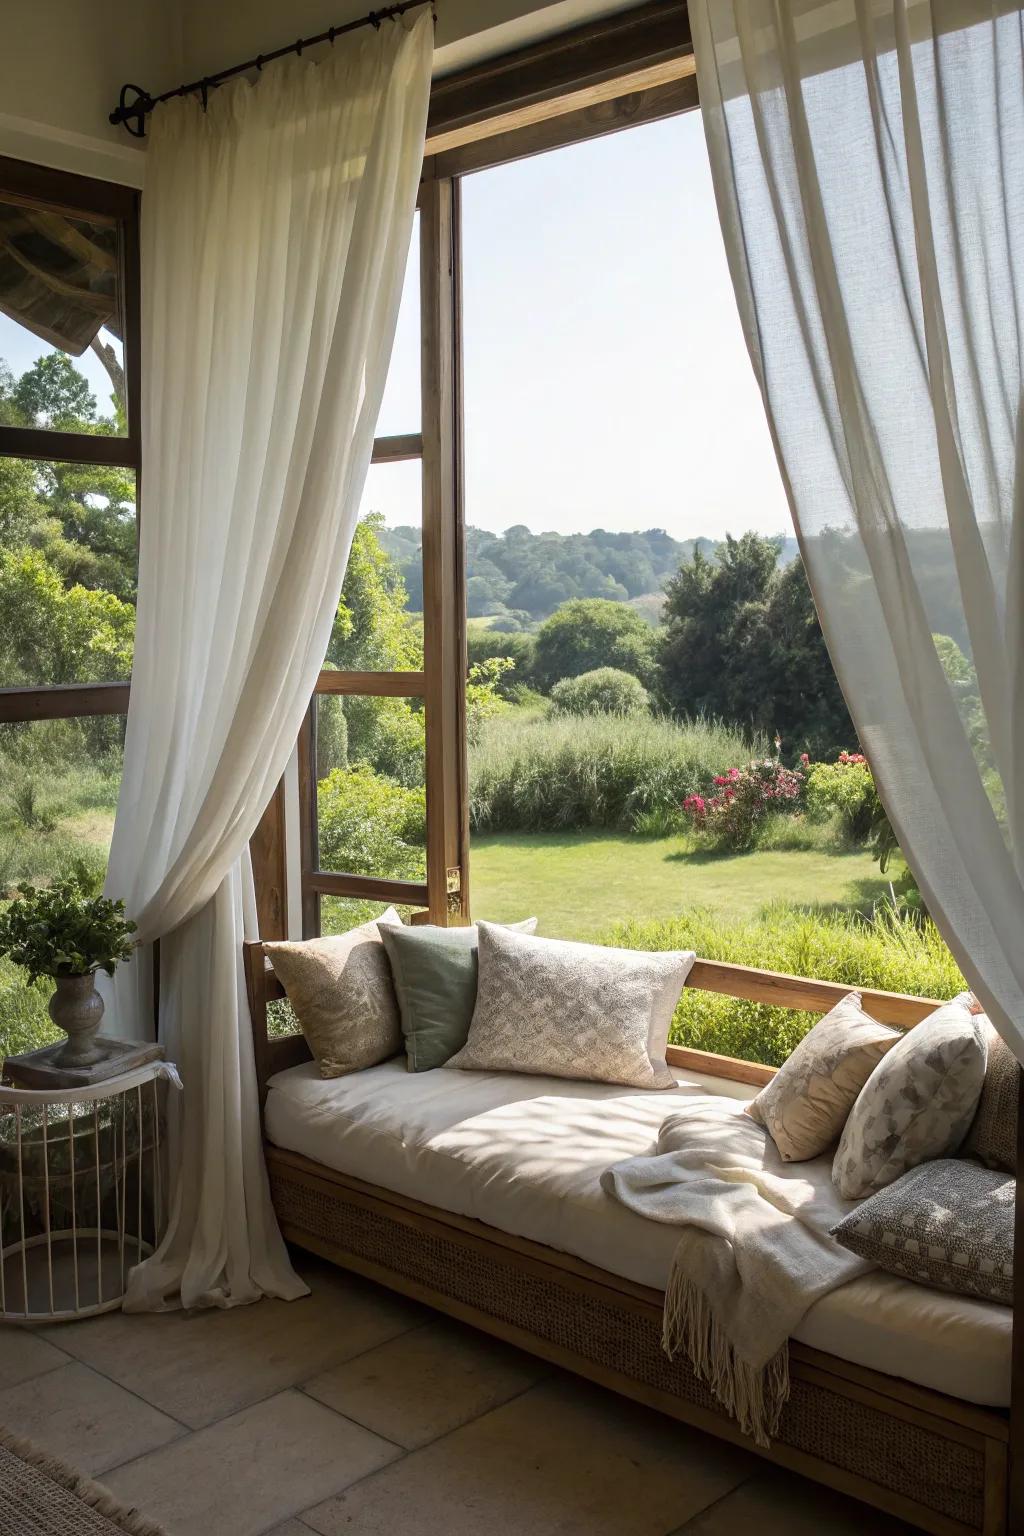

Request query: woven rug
[{"left": 0, "top": 1428, "right": 168, "bottom": 1536}]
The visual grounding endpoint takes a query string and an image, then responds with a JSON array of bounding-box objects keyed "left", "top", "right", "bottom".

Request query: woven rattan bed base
[{"left": 267, "top": 1147, "right": 1008, "bottom": 1536}]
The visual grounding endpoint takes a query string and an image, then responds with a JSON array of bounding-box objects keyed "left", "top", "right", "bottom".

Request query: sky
[
  {"left": 364, "top": 107, "right": 791, "bottom": 543},
  {"left": 0, "top": 107, "right": 791, "bottom": 546},
  {"left": 0, "top": 313, "right": 123, "bottom": 421}
]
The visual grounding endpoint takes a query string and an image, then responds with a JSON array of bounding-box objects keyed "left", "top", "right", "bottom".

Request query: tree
[
  {"left": 0, "top": 547, "right": 134, "bottom": 686},
  {"left": 657, "top": 532, "right": 853, "bottom": 756},
  {"left": 532, "top": 598, "right": 656, "bottom": 692},
  {"left": 12, "top": 354, "right": 96, "bottom": 429},
  {"left": 327, "top": 514, "right": 422, "bottom": 672}
]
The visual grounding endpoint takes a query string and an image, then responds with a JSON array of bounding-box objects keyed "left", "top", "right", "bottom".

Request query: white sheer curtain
[
  {"left": 691, "top": 0, "right": 1024, "bottom": 1060},
  {"left": 105, "top": 12, "right": 433, "bottom": 1309}
]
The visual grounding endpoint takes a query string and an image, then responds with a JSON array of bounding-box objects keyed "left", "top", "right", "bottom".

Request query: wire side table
[{"left": 0, "top": 1060, "right": 181, "bottom": 1323}]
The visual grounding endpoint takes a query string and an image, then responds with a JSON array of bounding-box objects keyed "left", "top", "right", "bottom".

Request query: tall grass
[
  {"left": 607, "top": 901, "right": 965, "bottom": 1067},
  {"left": 470, "top": 712, "right": 762, "bottom": 833},
  {"left": 0, "top": 956, "right": 58, "bottom": 1063}
]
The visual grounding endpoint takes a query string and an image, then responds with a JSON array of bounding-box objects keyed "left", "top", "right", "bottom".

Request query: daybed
[{"left": 245, "top": 944, "right": 1016, "bottom": 1536}]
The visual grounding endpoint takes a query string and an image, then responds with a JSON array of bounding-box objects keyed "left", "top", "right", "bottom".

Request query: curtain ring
[
  {"left": 369, "top": 11, "right": 381, "bottom": 29},
  {"left": 255, "top": 54, "right": 264, "bottom": 71},
  {"left": 295, "top": 37, "right": 303, "bottom": 55},
  {"left": 200, "top": 80, "right": 210, "bottom": 111},
  {"left": 328, "top": 26, "right": 336, "bottom": 44}
]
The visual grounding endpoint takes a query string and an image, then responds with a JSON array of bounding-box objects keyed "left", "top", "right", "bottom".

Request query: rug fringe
[
  {"left": 662, "top": 1271, "right": 790, "bottom": 1449},
  {"left": 0, "top": 1426, "right": 169, "bottom": 1536}
]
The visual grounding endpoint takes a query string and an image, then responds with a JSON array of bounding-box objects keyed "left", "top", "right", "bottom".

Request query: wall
[
  {"left": 0, "top": 0, "right": 642, "bottom": 188},
  {"left": 179, "top": 0, "right": 645, "bottom": 81},
  {"left": 0, "top": 0, "right": 181, "bottom": 186}
]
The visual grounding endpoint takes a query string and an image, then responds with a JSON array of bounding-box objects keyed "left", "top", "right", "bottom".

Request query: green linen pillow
[{"left": 380, "top": 918, "right": 537, "bottom": 1072}]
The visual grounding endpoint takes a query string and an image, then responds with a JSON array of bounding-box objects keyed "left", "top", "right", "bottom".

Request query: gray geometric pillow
[
  {"left": 961, "top": 1018, "right": 1018, "bottom": 1175},
  {"left": 833, "top": 995, "right": 988, "bottom": 1199},
  {"left": 447, "top": 921, "right": 694, "bottom": 1090},
  {"left": 831, "top": 1159, "right": 1014, "bottom": 1306}
]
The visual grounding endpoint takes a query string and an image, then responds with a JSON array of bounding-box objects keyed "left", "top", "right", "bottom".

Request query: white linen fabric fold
[
  {"left": 602, "top": 1097, "right": 870, "bottom": 1445},
  {"left": 690, "top": 0, "right": 1024, "bottom": 1062},
  {"left": 104, "top": 12, "right": 433, "bottom": 1310}
]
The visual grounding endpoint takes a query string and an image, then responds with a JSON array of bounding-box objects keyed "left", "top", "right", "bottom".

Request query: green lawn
[{"left": 468, "top": 831, "right": 888, "bottom": 940}]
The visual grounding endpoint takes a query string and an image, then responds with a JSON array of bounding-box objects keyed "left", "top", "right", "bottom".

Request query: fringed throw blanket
[{"left": 600, "top": 1098, "right": 870, "bottom": 1446}]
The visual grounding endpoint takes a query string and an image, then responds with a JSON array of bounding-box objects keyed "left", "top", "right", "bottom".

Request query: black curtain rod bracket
[{"left": 109, "top": 0, "right": 434, "bottom": 137}]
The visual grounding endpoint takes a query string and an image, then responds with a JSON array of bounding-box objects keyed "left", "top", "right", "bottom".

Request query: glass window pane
[
  {"left": 0, "top": 198, "right": 127, "bottom": 435},
  {"left": 0, "top": 715, "right": 125, "bottom": 1065},
  {"left": 323, "top": 461, "right": 422, "bottom": 673},
  {"left": 315, "top": 694, "right": 426, "bottom": 882},
  {"left": 374, "top": 211, "right": 419, "bottom": 437},
  {"left": 461, "top": 116, "right": 962, "bottom": 1069},
  {"left": 318, "top": 896, "right": 422, "bottom": 939},
  {"left": 0, "top": 458, "right": 136, "bottom": 686}
]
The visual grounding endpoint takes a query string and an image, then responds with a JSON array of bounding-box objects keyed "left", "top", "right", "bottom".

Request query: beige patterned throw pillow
[
  {"left": 264, "top": 910, "right": 402, "bottom": 1079},
  {"left": 745, "top": 993, "right": 900, "bottom": 1161},
  {"left": 833, "top": 994, "right": 988, "bottom": 1199},
  {"left": 447, "top": 922, "right": 694, "bottom": 1089},
  {"left": 962, "top": 1018, "right": 1018, "bottom": 1175}
]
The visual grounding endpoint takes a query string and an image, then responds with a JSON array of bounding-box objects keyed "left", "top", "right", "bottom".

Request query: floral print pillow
[{"left": 833, "top": 995, "right": 988, "bottom": 1199}]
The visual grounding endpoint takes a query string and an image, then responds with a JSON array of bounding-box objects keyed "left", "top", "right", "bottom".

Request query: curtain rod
[{"left": 109, "top": 0, "right": 434, "bottom": 139}]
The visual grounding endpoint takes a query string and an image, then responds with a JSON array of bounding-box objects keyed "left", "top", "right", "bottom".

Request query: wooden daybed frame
[{"left": 245, "top": 943, "right": 1015, "bottom": 1536}]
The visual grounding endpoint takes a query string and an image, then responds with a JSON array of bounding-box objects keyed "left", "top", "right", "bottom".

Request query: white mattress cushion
[{"left": 265, "top": 1058, "right": 1010, "bottom": 1407}]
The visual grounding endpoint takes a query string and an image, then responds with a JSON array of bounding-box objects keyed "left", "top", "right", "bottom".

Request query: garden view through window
[
  {"left": 0, "top": 113, "right": 969, "bottom": 1071},
  {"left": 0, "top": 168, "right": 138, "bottom": 1060},
  {"left": 326, "top": 110, "right": 965, "bottom": 1063}
]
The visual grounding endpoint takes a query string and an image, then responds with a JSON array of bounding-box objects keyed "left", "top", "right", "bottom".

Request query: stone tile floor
[{"left": 0, "top": 1253, "right": 915, "bottom": 1536}]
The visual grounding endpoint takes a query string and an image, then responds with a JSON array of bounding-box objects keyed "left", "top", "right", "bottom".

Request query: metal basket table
[{"left": 0, "top": 1061, "right": 181, "bottom": 1323}]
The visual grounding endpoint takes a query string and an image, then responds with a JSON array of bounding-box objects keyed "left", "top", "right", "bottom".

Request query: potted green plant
[{"left": 0, "top": 877, "right": 137, "bottom": 1067}]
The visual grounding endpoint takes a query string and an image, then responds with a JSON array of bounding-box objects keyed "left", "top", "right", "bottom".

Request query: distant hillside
[{"left": 375, "top": 522, "right": 799, "bottom": 625}]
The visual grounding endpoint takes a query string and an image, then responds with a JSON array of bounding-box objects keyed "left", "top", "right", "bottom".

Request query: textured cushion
[
  {"left": 263, "top": 909, "right": 402, "bottom": 1078},
  {"left": 833, "top": 995, "right": 988, "bottom": 1199},
  {"left": 447, "top": 922, "right": 694, "bottom": 1089},
  {"left": 962, "top": 1018, "right": 1018, "bottom": 1175},
  {"left": 745, "top": 992, "right": 900, "bottom": 1161},
  {"left": 380, "top": 918, "right": 537, "bottom": 1072},
  {"left": 831, "top": 1159, "right": 1014, "bottom": 1306}
]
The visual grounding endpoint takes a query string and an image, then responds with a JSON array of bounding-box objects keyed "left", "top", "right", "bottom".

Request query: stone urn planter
[{"left": 48, "top": 973, "right": 107, "bottom": 1068}]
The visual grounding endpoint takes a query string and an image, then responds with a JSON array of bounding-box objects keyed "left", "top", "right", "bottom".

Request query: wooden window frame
[
  {"left": 279, "top": 1, "right": 695, "bottom": 940},
  {"left": 0, "top": 157, "right": 140, "bottom": 732}
]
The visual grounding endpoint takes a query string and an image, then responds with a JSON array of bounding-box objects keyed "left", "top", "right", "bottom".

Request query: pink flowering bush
[{"left": 682, "top": 759, "right": 804, "bottom": 850}]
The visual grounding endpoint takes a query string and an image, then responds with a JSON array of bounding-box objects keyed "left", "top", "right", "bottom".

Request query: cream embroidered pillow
[
  {"left": 447, "top": 922, "right": 694, "bottom": 1090},
  {"left": 264, "top": 909, "right": 402, "bottom": 1079},
  {"left": 745, "top": 993, "right": 900, "bottom": 1161},
  {"left": 833, "top": 994, "right": 988, "bottom": 1199}
]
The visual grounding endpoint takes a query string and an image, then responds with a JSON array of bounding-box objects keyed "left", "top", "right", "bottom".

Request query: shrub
[
  {"left": 532, "top": 599, "right": 656, "bottom": 692},
  {"left": 317, "top": 767, "right": 425, "bottom": 880},
  {"left": 804, "top": 752, "right": 874, "bottom": 842},
  {"left": 342, "top": 696, "right": 425, "bottom": 788},
  {"left": 608, "top": 901, "right": 964, "bottom": 1066},
  {"left": 470, "top": 712, "right": 759, "bottom": 833},
  {"left": 681, "top": 759, "right": 803, "bottom": 851},
  {"left": 466, "top": 629, "right": 536, "bottom": 694},
  {"left": 466, "top": 657, "right": 514, "bottom": 746},
  {"left": 550, "top": 668, "right": 650, "bottom": 718}
]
